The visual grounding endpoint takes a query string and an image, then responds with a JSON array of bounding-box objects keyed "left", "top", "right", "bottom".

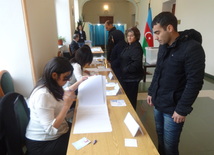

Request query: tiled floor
[{"left": 136, "top": 68, "right": 214, "bottom": 155}]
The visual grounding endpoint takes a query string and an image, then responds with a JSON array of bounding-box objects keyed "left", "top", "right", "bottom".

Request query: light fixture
[{"left": 103, "top": 5, "right": 109, "bottom": 11}]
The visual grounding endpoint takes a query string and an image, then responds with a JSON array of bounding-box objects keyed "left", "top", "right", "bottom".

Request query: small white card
[
  {"left": 106, "top": 82, "right": 116, "bottom": 87},
  {"left": 108, "top": 72, "right": 113, "bottom": 80},
  {"left": 106, "top": 83, "right": 120, "bottom": 96},
  {"left": 72, "top": 137, "right": 91, "bottom": 150},
  {"left": 125, "top": 138, "right": 138, "bottom": 147},
  {"left": 124, "top": 112, "right": 143, "bottom": 137},
  {"left": 110, "top": 100, "right": 126, "bottom": 106}
]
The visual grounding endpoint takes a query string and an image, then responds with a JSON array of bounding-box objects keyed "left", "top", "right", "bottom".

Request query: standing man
[
  {"left": 147, "top": 12, "right": 205, "bottom": 155},
  {"left": 104, "top": 20, "right": 116, "bottom": 62}
]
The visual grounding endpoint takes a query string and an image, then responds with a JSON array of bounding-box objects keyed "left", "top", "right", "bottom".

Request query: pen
[{"left": 93, "top": 140, "right": 97, "bottom": 145}]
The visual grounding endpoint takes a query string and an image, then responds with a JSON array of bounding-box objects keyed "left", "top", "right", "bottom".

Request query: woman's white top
[
  {"left": 67, "top": 63, "right": 83, "bottom": 86},
  {"left": 25, "top": 86, "right": 69, "bottom": 141}
]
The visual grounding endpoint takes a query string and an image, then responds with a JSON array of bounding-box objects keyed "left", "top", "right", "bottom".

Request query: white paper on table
[
  {"left": 124, "top": 112, "right": 143, "bottom": 137},
  {"left": 73, "top": 75, "right": 112, "bottom": 134},
  {"left": 108, "top": 72, "right": 113, "bottom": 80},
  {"left": 124, "top": 138, "right": 138, "bottom": 147},
  {"left": 84, "top": 68, "right": 99, "bottom": 72},
  {"left": 106, "top": 82, "right": 117, "bottom": 87},
  {"left": 72, "top": 137, "right": 91, "bottom": 150},
  {"left": 97, "top": 68, "right": 111, "bottom": 72},
  {"left": 106, "top": 83, "right": 119, "bottom": 95},
  {"left": 106, "top": 83, "right": 120, "bottom": 96},
  {"left": 73, "top": 104, "right": 112, "bottom": 134},
  {"left": 91, "top": 47, "right": 102, "bottom": 53},
  {"left": 110, "top": 100, "right": 126, "bottom": 106},
  {"left": 97, "top": 66, "right": 105, "bottom": 69},
  {"left": 78, "top": 75, "right": 106, "bottom": 105}
]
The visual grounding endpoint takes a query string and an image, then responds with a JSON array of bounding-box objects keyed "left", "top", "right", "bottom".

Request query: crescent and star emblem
[{"left": 145, "top": 32, "right": 153, "bottom": 40}]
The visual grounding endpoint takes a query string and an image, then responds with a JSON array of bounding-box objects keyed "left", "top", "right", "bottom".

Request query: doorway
[{"left": 99, "top": 16, "right": 113, "bottom": 24}]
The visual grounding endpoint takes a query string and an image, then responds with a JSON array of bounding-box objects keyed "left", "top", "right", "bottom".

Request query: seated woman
[
  {"left": 25, "top": 57, "right": 87, "bottom": 155},
  {"left": 67, "top": 45, "right": 93, "bottom": 86}
]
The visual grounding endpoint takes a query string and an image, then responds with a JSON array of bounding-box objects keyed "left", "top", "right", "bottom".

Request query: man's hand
[
  {"left": 147, "top": 95, "right": 154, "bottom": 106},
  {"left": 172, "top": 111, "right": 186, "bottom": 123}
]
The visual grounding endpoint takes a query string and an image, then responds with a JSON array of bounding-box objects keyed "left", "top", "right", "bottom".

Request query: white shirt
[
  {"left": 66, "top": 63, "right": 83, "bottom": 87},
  {"left": 25, "top": 87, "right": 69, "bottom": 141}
]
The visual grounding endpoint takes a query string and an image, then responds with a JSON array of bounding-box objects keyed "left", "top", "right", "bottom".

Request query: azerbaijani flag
[{"left": 142, "top": 5, "right": 153, "bottom": 56}]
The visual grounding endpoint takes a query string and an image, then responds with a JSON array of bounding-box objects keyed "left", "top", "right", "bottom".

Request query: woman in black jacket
[
  {"left": 120, "top": 27, "right": 144, "bottom": 109},
  {"left": 75, "top": 25, "right": 86, "bottom": 47}
]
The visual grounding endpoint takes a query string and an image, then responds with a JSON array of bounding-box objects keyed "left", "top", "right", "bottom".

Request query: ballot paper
[
  {"left": 125, "top": 138, "right": 138, "bottom": 147},
  {"left": 110, "top": 100, "right": 126, "bottom": 106},
  {"left": 73, "top": 75, "right": 112, "bottom": 134},
  {"left": 106, "top": 82, "right": 117, "bottom": 87},
  {"left": 72, "top": 137, "right": 91, "bottom": 150}
]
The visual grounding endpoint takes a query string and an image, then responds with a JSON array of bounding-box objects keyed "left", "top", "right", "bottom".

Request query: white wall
[
  {"left": 138, "top": 0, "right": 213, "bottom": 76},
  {"left": 0, "top": 0, "right": 34, "bottom": 97},
  {"left": 82, "top": 0, "right": 134, "bottom": 28},
  {"left": 26, "top": 0, "right": 59, "bottom": 82},
  {"left": 138, "top": 0, "right": 162, "bottom": 47},
  {"left": 176, "top": 0, "right": 214, "bottom": 75},
  {"left": 0, "top": 0, "right": 62, "bottom": 97},
  {"left": 55, "top": 0, "right": 74, "bottom": 49}
]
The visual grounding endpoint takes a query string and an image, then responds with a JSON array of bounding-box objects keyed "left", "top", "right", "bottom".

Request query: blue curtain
[
  {"left": 89, "top": 24, "right": 125, "bottom": 46},
  {"left": 89, "top": 24, "right": 94, "bottom": 46},
  {"left": 114, "top": 25, "right": 125, "bottom": 33},
  {"left": 94, "top": 25, "right": 105, "bottom": 45}
]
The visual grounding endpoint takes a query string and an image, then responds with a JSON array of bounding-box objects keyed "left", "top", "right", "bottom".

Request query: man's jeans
[{"left": 154, "top": 109, "right": 184, "bottom": 155}]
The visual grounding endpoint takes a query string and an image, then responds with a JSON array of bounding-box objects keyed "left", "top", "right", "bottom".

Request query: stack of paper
[{"left": 73, "top": 75, "right": 112, "bottom": 134}]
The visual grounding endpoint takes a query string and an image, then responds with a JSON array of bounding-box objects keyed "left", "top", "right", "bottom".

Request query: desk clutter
[{"left": 67, "top": 58, "right": 159, "bottom": 155}]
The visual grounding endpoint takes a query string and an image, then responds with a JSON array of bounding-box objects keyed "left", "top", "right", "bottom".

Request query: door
[{"left": 99, "top": 16, "right": 113, "bottom": 24}]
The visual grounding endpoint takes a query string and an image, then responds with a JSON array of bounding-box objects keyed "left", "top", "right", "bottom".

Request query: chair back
[
  {"left": 0, "top": 70, "right": 14, "bottom": 97},
  {"left": 0, "top": 92, "right": 30, "bottom": 155}
]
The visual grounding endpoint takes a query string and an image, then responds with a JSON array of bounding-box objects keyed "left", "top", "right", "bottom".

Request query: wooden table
[{"left": 66, "top": 66, "right": 159, "bottom": 155}]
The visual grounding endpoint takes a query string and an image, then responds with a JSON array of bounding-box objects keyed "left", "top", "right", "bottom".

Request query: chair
[
  {"left": 0, "top": 70, "right": 14, "bottom": 97},
  {"left": 0, "top": 92, "right": 30, "bottom": 155}
]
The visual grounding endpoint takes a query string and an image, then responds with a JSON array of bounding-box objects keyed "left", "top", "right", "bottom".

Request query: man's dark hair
[
  {"left": 152, "top": 12, "right": 178, "bottom": 31},
  {"left": 105, "top": 20, "right": 113, "bottom": 25},
  {"left": 73, "top": 34, "right": 79, "bottom": 39}
]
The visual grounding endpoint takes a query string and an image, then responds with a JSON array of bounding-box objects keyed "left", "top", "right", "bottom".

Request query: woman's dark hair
[
  {"left": 34, "top": 57, "right": 73, "bottom": 101},
  {"left": 125, "top": 27, "right": 141, "bottom": 41},
  {"left": 152, "top": 12, "right": 178, "bottom": 31},
  {"left": 70, "top": 45, "right": 93, "bottom": 68},
  {"left": 77, "top": 24, "right": 83, "bottom": 31}
]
